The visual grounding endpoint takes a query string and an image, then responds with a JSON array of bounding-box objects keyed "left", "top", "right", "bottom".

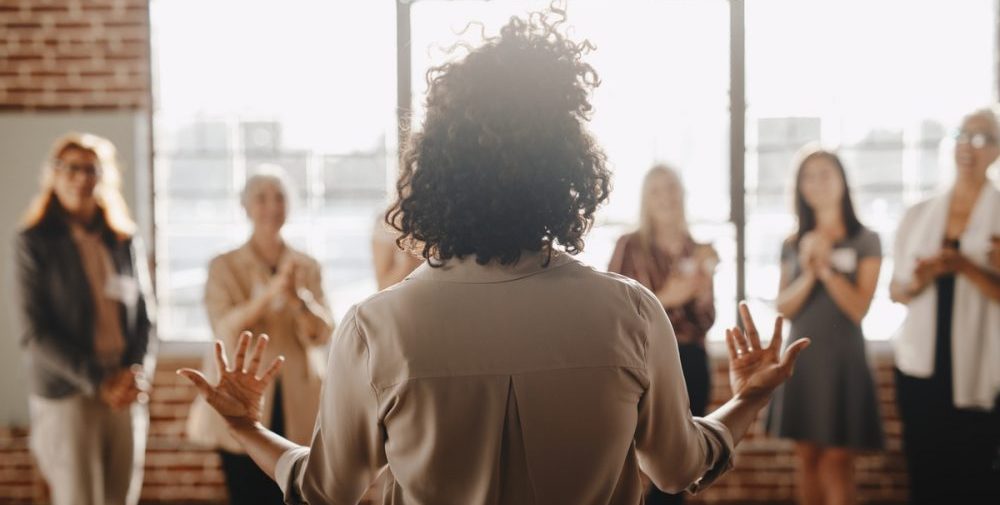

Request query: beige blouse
[
  {"left": 186, "top": 243, "right": 333, "bottom": 452},
  {"left": 275, "top": 251, "right": 733, "bottom": 504},
  {"left": 70, "top": 225, "right": 126, "bottom": 369}
]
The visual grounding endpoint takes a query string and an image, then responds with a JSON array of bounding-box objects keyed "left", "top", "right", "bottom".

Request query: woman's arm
[
  {"left": 776, "top": 260, "right": 817, "bottom": 319},
  {"left": 179, "top": 334, "right": 293, "bottom": 479},
  {"left": 290, "top": 260, "right": 334, "bottom": 346},
  {"left": 947, "top": 249, "right": 1000, "bottom": 301},
  {"left": 123, "top": 237, "right": 157, "bottom": 367},
  {"left": 816, "top": 257, "right": 881, "bottom": 325},
  {"left": 607, "top": 235, "right": 629, "bottom": 275},
  {"left": 685, "top": 273, "right": 716, "bottom": 335},
  {"left": 15, "top": 233, "right": 104, "bottom": 395},
  {"left": 635, "top": 295, "right": 809, "bottom": 493},
  {"left": 205, "top": 257, "right": 283, "bottom": 346},
  {"left": 657, "top": 275, "right": 699, "bottom": 309},
  {"left": 180, "top": 311, "right": 385, "bottom": 504}
]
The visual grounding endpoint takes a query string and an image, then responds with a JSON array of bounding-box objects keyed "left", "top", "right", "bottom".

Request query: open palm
[
  {"left": 178, "top": 332, "right": 284, "bottom": 427},
  {"left": 726, "top": 302, "right": 810, "bottom": 400}
]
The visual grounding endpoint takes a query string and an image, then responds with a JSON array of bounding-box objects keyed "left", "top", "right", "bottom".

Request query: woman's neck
[
  {"left": 652, "top": 222, "right": 687, "bottom": 253},
  {"left": 66, "top": 201, "right": 98, "bottom": 228},
  {"left": 250, "top": 231, "right": 284, "bottom": 267},
  {"left": 953, "top": 170, "right": 987, "bottom": 203},
  {"left": 814, "top": 207, "right": 845, "bottom": 237}
]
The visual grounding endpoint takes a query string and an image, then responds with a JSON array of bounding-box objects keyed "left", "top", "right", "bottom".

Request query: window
[
  {"left": 151, "top": 0, "right": 997, "bottom": 342},
  {"left": 410, "top": 0, "right": 736, "bottom": 337},
  {"left": 743, "top": 0, "right": 996, "bottom": 339},
  {"left": 151, "top": 0, "right": 397, "bottom": 340}
]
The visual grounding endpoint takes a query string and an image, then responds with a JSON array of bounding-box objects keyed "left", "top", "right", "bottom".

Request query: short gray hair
[
  {"left": 240, "top": 164, "right": 296, "bottom": 208},
  {"left": 963, "top": 105, "right": 1000, "bottom": 138}
]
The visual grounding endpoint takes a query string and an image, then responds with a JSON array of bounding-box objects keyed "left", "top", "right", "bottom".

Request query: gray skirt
[{"left": 765, "top": 310, "right": 885, "bottom": 450}]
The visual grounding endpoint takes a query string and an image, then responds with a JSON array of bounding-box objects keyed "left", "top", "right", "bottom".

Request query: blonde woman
[
  {"left": 16, "top": 133, "right": 155, "bottom": 505},
  {"left": 608, "top": 165, "right": 718, "bottom": 505},
  {"left": 186, "top": 167, "right": 333, "bottom": 504},
  {"left": 889, "top": 108, "right": 1000, "bottom": 504}
]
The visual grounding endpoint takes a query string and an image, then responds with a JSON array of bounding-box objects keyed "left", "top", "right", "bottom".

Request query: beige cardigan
[
  {"left": 186, "top": 243, "right": 333, "bottom": 452},
  {"left": 276, "top": 251, "right": 733, "bottom": 504}
]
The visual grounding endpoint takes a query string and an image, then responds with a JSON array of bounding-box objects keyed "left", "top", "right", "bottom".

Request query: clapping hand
[
  {"left": 99, "top": 365, "right": 149, "bottom": 410},
  {"left": 725, "top": 302, "right": 810, "bottom": 401},
  {"left": 799, "top": 232, "right": 832, "bottom": 276},
  {"left": 178, "top": 332, "right": 284, "bottom": 428}
]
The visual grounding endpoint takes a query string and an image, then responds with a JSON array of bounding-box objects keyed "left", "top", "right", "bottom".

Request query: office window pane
[
  {"left": 744, "top": 0, "right": 996, "bottom": 339},
  {"left": 151, "top": 0, "right": 397, "bottom": 340},
  {"left": 412, "top": 0, "right": 735, "bottom": 338}
]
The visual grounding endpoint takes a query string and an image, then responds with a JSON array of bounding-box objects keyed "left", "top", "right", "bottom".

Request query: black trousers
[
  {"left": 646, "top": 343, "right": 711, "bottom": 505},
  {"left": 219, "top": 381, "right": 286, "bottom": 505},
  {"left": 895, "top": 369, "right": 1000, "bottom": 505}
]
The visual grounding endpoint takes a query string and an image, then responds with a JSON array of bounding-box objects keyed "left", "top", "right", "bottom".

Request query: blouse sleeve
[
  {"left": 277, "top": 305, "right": 387, "bottom": 504},
  {"left": 780, "top": 238, "right": 797, "bottom": 268},
  {"left": 203, "top": 256, "right": 243, "bottom": 349},
  {"left": 857, "top": 229, "right": 883, "bottom": 260},
  {"left": 608, "top": 234, "right": 631, "bottom": 275},
  {"left": 633, "top": 284, "right": 734, "bottom": 493}
]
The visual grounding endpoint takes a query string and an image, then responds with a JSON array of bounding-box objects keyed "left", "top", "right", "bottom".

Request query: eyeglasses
[
  {"left": 54, "top": 161, "right": 102, "bottom": 179},
  {"left": 954, "top": 130, "right": 998, "bottom": 149}
]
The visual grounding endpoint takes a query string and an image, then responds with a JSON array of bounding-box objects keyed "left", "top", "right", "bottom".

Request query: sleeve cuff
[
  {"left": 275, "top": 446, "right": 311, "bottom": 499},
  {"left": 686, "top": 417, "right": 736, "bottom": 494}
]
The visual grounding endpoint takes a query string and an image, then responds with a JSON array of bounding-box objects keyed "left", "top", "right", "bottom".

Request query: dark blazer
[{"left": 15, "top": 210, "right": 155, "bottom": 399}]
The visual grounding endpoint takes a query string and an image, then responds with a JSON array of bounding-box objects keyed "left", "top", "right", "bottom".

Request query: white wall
[{"left": 0, "top": 111, "right": 150, "bottom": 426}]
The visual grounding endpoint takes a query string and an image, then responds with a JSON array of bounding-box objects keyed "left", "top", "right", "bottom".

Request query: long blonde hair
[
  {"left": 637, "top": 164, "right": 689, "bottom": 252},
  {"left": 21, "top": 132, "right": 136, "bottom": 240}
]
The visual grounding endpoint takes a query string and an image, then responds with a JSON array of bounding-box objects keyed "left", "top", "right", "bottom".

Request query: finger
[
  {"left": 737, "top": 302, "right": 759, "bottom": 351},
  {"left": 779, "top": 338, "right": 812, "bottom": 373},
  {"left": 258, "top": 356, "right": 285, "bottom": 384},
  {"left": 246, "top": 334, "right": 269, "bottom": 374},
  {"left": 233, "top": 331, "right": 252, "bottom": 372},
  {"left": 732, "top": 325, "right": 750, "bottom": 356},
  {"left": 745, "top": 309, "right": 764, "bottom": 351},
  {"left": 768, "top": 315, "right": 784, "bottom": 353},
  {"left": 725, "top": 328, "right": 739, "bottom": 361},
  {"left": 214, "top": 340, "right": 230, "bottom": 373},
  {"left": 177, "top": 369, "right": 214, "bottom": 397}
]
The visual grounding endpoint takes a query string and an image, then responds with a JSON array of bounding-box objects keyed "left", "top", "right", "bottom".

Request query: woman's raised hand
[
  {"left": 726, "top": 302, "right": 810, "bottom": 402},
  {"left": 178, "top": 332, "right": 284, "bottom": 428}
]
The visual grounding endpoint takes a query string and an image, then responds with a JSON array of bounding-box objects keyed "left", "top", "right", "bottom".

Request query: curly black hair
[{"left": 387, "top": 8, "right": 612, "bottom": 266}]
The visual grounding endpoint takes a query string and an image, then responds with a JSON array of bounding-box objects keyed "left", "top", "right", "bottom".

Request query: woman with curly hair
[{"left": 178, "top": 10, "right": 809, "bottom": 504}]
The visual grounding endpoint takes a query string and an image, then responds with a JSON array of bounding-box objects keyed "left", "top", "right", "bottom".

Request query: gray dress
[{"left": 766, "top": 228, "right": 885, "bottom": 450}]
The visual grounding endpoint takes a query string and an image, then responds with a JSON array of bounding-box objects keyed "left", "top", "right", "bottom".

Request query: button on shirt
[{"left": 276, "top": 252, "right": 734, "bottom": 505}]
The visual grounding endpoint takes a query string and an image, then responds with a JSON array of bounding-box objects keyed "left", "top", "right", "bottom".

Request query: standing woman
[
  {"left": 176, "top": 11, "right": 810, "bottom": 504},
  {"left": 16, "top": 133, "right": 155, "bottom": 505},
  {"left": 608, "top": 164, "right": 718, "bottom": 505},
  {"left": 768, "top": 147, "right": 884, "bottom": 505},
  {"left": 889, "top": 108, "right": 1000, "bottom": 504},
  {"left": 186, "top": 167, "right": 334, "bottom": 504}
]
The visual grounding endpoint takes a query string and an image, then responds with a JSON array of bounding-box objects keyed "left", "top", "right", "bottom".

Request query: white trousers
[{"left": 29, "top": 395, "right": 148, "bottom": 505}]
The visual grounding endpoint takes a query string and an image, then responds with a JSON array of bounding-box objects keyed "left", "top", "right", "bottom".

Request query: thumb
[
  {"left": 177, "top": 368, "right": 213, "bottom": 398},
  {"left": 779, "top": 338, "right": 811, "bottom": 373}
]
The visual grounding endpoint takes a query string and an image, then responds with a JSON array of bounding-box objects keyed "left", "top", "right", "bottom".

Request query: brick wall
[
  {"left": 0, "top": 353, "right": 907, "bottom": 505},
  {"left": 692, "top": 352, "right": 907, "bottom": 504},
  {"left": 0, "top": 0, "right": 150, "bottom": 111}
]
